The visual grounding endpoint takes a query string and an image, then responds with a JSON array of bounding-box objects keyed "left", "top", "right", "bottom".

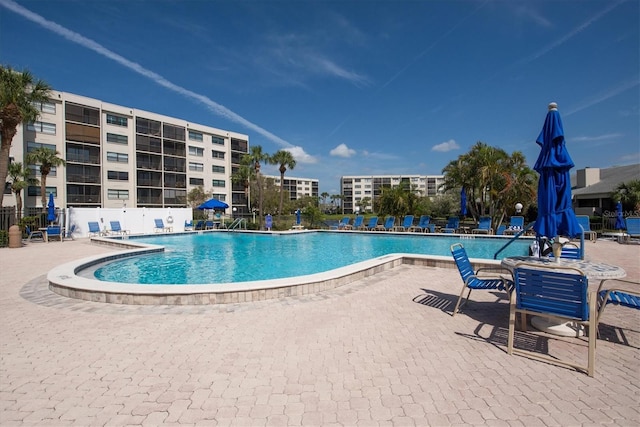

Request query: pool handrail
[{"left": 493, "top": 222, "right": 535, "bottom": 259}]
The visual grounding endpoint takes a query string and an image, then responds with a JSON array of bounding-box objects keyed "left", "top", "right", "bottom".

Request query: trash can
[{"left": 8, "top": 225, "right": 22, "bottom": 248}]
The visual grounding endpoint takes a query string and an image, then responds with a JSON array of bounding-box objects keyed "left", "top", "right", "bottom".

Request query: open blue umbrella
[
  {"left": 460, "top": 188, "right": 467, "bottom": 217},
  {"left": 614, "top": 201, "right": 625, "bottom": 230},
  {"left": 197, "top": 198, "right": 229, "bottom": 210},
  {"left": 532, "top": 103, "right": 581, "bottom": 240},
  {"left": 47, "top": 193, "right": 56, "bottom": 224}
]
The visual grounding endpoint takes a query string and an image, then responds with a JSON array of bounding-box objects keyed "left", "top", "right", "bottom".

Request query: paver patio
[{"left": 1, "top": 236, "right": 639, "bottom": 426}]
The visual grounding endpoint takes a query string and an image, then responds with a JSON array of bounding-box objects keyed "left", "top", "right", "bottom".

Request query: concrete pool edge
[{"left": 47, "top": 236, "right": 505, "bottom": 305}]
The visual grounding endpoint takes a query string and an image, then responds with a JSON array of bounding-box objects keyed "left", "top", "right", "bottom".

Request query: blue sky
[{"left": 1, "top": 0, "right": 638, "bottom": 195}]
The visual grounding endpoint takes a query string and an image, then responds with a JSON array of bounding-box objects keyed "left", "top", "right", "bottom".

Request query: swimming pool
[{"left": 92, "top": 232, "right": 530, "bottom": 285}]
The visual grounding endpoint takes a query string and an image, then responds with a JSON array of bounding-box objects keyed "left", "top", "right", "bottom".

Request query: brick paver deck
[{"left": 1, "top": 237, "right": 639, "bottom": 426}]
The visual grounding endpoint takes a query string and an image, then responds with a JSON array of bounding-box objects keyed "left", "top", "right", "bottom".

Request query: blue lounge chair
[
  {"left": 337, "top": 217, "right": 351, "bottom": 230},
  {"left": 393, "top": 215, "right": 414, "bottom": 232},
  {"left": 509, "top": 216, "right": 524, "bottom": 229},
  {"left": 46, "top": 225, "right": 63, "bottom": 242},
  {"left": 184, "top": 220, "right": 194, "bottom": 231},
  {"left": 450, "top": 243, "right": 512, "bottom": 316},
  {"left": 576, "top": 215, "right": 597, "bottom": 242},
  {"left": 597, "top": 278, "right": 640, "bottom": 324},
  {"left": 364, "top": 216, "right": 378, "bottom": 230},
  {"left": 508, "top": 262, "right": 595, "bottom": 377},
  {"left": 442, "top": 217, "right": 460, "bottom": 233},
  {"left": 154, "top": 218, "right": 172, "bottom": 233},
  {"left": 65, "top": 224, "right": 77, "bottom": 240},
  {"left": 205, "top": 220, "right": 215, "bottom": 230},
  {"left": 345, "top": 215, "right": 364, "bottom": 230},
  {"left": 409, "top": 215, "right": 433, "bottom": 233},
  {"left": 472, "top": 216, "right": 493, "bottom": 234},
  {"left": 109, "top": 220, "right": 129, "bottom": 236},
  {"left": 194, "top": 220, "right": 205, "bottom": 230},
  {"left": 495, "top": 224, "right": 506, "bottom": 235},
  {"left": 87, "top": 221, "right": 102, "bottom": 237},
  {"left": 25, "top": 225, "right": 44, "bottom": 242},
  {"left": 625, "top": 217, "right": 640, "bottom": 242},
  {"left": 375, "top": 216, "right": 395, "bottom": 231}
]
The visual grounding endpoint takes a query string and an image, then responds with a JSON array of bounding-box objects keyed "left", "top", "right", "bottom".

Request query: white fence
[{"left": 65, "top": 207, "right": 193, "bottom": 238}]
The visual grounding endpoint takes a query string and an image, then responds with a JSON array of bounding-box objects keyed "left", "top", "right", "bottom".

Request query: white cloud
[
  {"left": 432, "top": 139, "right": 460, "bottom": 152},
  {"left": 330, "top": 143, "right": 357, "bottom": 158},
  {"left": 286, "top": 146, "right": 317, "bottom": 164},
  {"left": 571, "top": 133, "right": 623, "bottom": 142}
]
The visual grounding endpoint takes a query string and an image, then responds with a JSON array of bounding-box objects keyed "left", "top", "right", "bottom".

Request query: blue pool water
[{"left": 93, "top": 232, "right": 530, "bottom": 285}]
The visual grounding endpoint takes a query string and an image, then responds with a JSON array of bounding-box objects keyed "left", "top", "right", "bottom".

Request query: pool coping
[{"left": 47, "top": 231, "right": 510, "bottom": 305}]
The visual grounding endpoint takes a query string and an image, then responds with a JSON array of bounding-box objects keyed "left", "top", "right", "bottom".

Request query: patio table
[{"left": 501, "top": 256, "right": 627, "bottom": 336}]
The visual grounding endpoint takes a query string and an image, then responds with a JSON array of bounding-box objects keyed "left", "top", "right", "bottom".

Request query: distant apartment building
[
  {"left": 263, "top": 175, "right": 319, "bottom": 200},
  {"left": 5, "top": 91, "right": 250, "bottom": 215},
  {"left": 340, "top": 174, "right": 445, "bottom": 214}
]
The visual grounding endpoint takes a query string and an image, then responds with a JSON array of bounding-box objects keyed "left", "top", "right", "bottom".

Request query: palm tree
[
  {"left": 612, "top": 180, "right": 640, "bottom": 213},
  {"left": 232, "top": 156, "right": 255, "bottom": 211},
  {"left": 269, "top": 149, "right": 297, "bottom": 218},
  {"left": 320, "top": 192, "right": 329, "bottom": 210},
  {"left": 0, "top": 65, "right": 52, "bottom": 207},
  {"left": 8, "top": 162, "right": 38, "bottom": 221},
  {"left": 247, "top": 145, "right": 270, "bottom": 228},
  {"left": 25, "top": 147, "right": 66, "bottom": 210}
]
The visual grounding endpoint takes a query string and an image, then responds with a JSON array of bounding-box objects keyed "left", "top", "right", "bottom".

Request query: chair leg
[
  {"left": 453, "top": 287, "right": 471, "bottom": 316},
  {"left": 508, "top": 305, "right": 516, "bottom": 355}
]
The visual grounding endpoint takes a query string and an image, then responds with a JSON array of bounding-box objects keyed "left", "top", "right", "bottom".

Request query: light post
[{"left": 515, "top": 203, "right": 523, "bottom": 214}]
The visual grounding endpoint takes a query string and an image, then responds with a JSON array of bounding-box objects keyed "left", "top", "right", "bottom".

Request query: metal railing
[
  {"left": 226, "top": 217, "right": 246, "bottom": 231},
  {"left": 493, "top": 222, "right": 535, "bottom": 259}
]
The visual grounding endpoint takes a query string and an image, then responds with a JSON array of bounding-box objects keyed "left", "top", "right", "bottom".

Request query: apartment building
[
  {"left": 263, "top": 175, "right": 319, "bottom": 201},
  {"left": 5, "top": 91, "right": 250, "bottom": 215},
  {"left": 340, "top": 174, "right": 445, "bottom": 214}
]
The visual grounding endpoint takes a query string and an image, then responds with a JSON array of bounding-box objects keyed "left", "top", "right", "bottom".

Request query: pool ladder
[{"left": 227, "top": 217, "right": 247, "bottom": 231}]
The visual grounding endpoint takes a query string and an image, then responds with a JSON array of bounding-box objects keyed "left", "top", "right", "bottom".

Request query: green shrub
[{"left": 0, "top": 230, "right": 8, "bottom": 248}]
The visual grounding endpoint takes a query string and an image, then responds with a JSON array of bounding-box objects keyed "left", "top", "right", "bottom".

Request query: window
[
  {"left": 136, "top": 135, "right": 162, "bottom": 153},
  {"left": 212, "top": 165, "right": 225, "bottom": 174},
  {"left": 188, "top": 130, "right": 203, "bottom": 142},
  {"left": 212, "top": 193, "right": 226, "bottom": 201},
  {"left": 163, "top": 124, "right": 185, "bottom": 141},
  {"left": 106, "top": 114, "right": 128, "bottom": 127},
  {"left": 212, "top": 150, "right": 225, "bottom": 159},
  {"left": 136, "top": 117, "right": 161, "bottom": 136},
  {"left": 27, "top": 121, "right": 56, "bottom": 135},
  {"left": 28, "top": 165, "right": 57, "bottom": 177},
  {"left": 212, "top": 135, "right": 225, "bottom": 145},
  {"left": 106, "top": 152, "right": 128, "bottom": 163},
  {"left": 108, "top": 189, "right": 129, "bottom": 200},
  {"left": 28, "top": 186, "right": 57, "bottom": 197},
  {"left": 189, "top": 177, "right": 204, "bottom": 186},
  {"left": 189, "top": 162, "right": 204, "bottom": 172},
  {"left": 189, "top": 146, "right": 204, "bottom": 156},
  {"left": 27, "top": 141, "right": 57, "bottom": 152},
  {"left": 212, "top": 179, "right": 225, "bottom": 187},
  {"left": 33, "top": 101, "right": 56, "bottom": 114},
  {"left": 66, "top": 104, "right": 99, "bottom": 125},
  {"left": 106, "top": 133, "right": 128, "bottom": 144},
  {"left": 66, "top": 122, "right": 100, "bottom": 144},
  {"left": 107, "top": 170, "right": 129, "bottom": 181}
]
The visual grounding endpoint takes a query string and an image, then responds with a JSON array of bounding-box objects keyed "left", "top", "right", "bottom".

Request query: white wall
[{"left": 65, "top": 207, "right": 193, "bottom": 238}]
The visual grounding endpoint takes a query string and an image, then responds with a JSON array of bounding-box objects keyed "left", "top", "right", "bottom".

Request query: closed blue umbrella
[
  {"left": 460, "top": 188, "right": 467, "bottom": 217},
  {"left": 47, "top": 193, "right": 56, "bottom": 224},
  {"left": 532, "top": 103, "right": 581, "bottom": 240},
  {"left": 296, "top": 209, "right": 301, "bottom": 225},
  {"left": 197, "top": 198, "right": 229, "bottom": 210},
  {"left": 614, "top": 201, "right": 625, "bottom": 230}
]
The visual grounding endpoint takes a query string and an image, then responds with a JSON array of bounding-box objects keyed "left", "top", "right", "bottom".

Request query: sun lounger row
[{"left": 331, "top": 215, "right": 437, "bottom": 232}]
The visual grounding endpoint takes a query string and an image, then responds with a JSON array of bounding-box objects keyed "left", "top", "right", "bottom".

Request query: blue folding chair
[
  {"left": 597, "top": 278, "right": 640, "bottom": 324},
  {"left": 25, "top": 225, "right": 44, "bottom": 242},
  {"left": 46, "top": 225, "right": 63, "bottom": 242},
  {"left": 508, "top": 262, "right": 596, "bottom": 377},
  {"left": 450, "top": 243, "right": 513, "bottom": 316}
]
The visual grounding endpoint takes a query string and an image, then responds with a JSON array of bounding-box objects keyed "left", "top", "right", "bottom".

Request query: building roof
[{"left": 572, "top": 164, "right": 640, "bottom": 197}]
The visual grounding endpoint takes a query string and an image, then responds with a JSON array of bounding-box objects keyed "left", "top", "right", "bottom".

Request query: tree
[
  {"left": 356, "top": 196, "right": 371, "bottom": 213},
  {"left": 320, "top": 192, "right": 329, "bottom": 209},
  {"left": 232, "top": 156, "right": 254, "bottom": 211},
  {"left": 247, "top": 145, "right": 270, "bottom": 228},
  {"left": 0, "top": 65, "right": 51, "bottom": 206},
  {"left": 612, "top": 180, "right": 640, "bottom": 213},
  {"left": 441, "top": 142, "right": 536, "bottom": 228},
  {"left": 374, "top": 183, "right": 420, "bottom": 221},
  {"left": 8, "top": 162, "right": 38, "bottom": 221},
  {"left": 187, "top": 185, "right": 210, "bottom": 208},
  {"left": 269, "top": 149, "right": 297, "bottom": 217},
  {"left": 25, "top": 147, "right": 66, "bottom": 210}
]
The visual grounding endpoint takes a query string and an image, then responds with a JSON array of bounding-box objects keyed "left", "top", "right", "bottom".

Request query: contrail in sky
[{"left": 0, "top": 0, "right": 309, "bottom": 157}]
